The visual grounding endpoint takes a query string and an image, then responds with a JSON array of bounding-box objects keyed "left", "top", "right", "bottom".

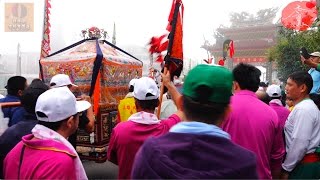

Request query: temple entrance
[{"left": 202, "top": 8, "right": 280, "bottom": 84}]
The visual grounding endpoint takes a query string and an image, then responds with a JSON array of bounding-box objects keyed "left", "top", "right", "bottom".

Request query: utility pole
[
  {"left": 112, "top": 22, "right": 116, "bottom": 45},
  {"left": 16, "top": 43, "right": 21, "bottom": 76}
]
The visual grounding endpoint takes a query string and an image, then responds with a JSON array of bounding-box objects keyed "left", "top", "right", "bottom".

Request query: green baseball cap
[{"left": 183, "top": 64, "right": 233, "bottom": 103}]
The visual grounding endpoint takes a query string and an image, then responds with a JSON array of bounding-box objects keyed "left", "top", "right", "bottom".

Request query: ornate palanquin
[{"left": 40, "top": 39, "right": 143, "bottom": 162}]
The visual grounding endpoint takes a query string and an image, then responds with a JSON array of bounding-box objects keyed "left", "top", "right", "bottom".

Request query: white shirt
[
  {"left": 160, "top": 99, "right": 177, "bottom": 119},
  {"left": 282, "top": 99, "right": 320, "bottom": 171}
]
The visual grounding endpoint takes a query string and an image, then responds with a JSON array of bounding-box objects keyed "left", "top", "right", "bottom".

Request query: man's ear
[
  {"left": 299, "top": 84, "right": 308, "bottom": 94},
  {"left": 66, "top": 116, "right": 75, "bottom": 129},
  {"left": 233, "top": 81, "right": 240, "bottom": 92}
]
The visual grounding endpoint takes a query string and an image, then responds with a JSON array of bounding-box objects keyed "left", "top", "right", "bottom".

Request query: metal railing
[{"left": 0, "top": 98, "right": 82, "bottom": 108}]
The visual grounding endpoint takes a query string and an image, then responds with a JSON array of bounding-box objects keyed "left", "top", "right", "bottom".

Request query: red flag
[
  {"left": 223, "top": 39, "right": 235, "bottom": 59},
  {"left": 40, "top": 0, "right": 51, "bottom": 58},
  {"left": 164, "top": 0, "right": 184, "bottom": 79},
  {"left": 229, "top": 40, "right": 234, "bottom": 58},
  {"left": 170, "top": 7, "right": 183, "bottom": 60},
  {"left": 148, "top": 34, "right": 168, "bottom": 54}
]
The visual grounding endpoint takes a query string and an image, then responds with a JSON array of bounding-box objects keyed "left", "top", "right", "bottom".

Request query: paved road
[{"left": 83, "top": 160, "right": 118, "bottom": 179}]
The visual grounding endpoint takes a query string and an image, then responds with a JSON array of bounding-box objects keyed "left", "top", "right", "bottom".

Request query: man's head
[
  {"left": 310, "top": 52, "right": 320, "bottom": 63},
  {"left": 232, "top": 63, "right": 261, "bottom": 92},
  {"left": 6, "top": 76, "right": 27, "bottom": 96},
  {"left": 286, "top": 98, "right": 294, "bottom": 108},
  {"left": 128, "top": 78, "right": 137, "bottom": 93},
  {"left": 20, "top": 79, "right": 49, "bottom": 114},
  {"left": 256, "top": 90, "right": 270, "bottom": 104},
  {"left": 35, "top": 87, "right": 91, "bottom": 137},
  {"left": 182, "top": 64, "right": 233, "bottom": 125},
  {"left": 285, "top": 71, "right": 313, "bottom": 101},
  {"left": 50, "top": 74, "right": 78, "bottom": 89},
  {"left": 133, "top": 77, "right": 160, "bottom": 112},
  {"left": 266, "top": 84, "right": 282, "bottom": 100},
  {"left": 259, "top": 82, "right": 268, "bottom": 91}
]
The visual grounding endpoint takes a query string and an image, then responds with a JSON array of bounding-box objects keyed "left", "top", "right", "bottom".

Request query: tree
[{"left": 267, "top": 27, "right": 320, "bottom": 82}]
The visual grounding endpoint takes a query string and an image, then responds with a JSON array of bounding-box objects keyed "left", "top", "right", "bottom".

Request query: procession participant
[
  {"left": 256, "top": 89, "right": 270, "bottom": 104},
  {"left": 159, "top": 91, "right": 177, "bottom": 119},
  {"left": 0, "top": 80, "right": 48, "bottom": 179},
  {"left": 280, "top": 71, "right": 320, "bottom": 179},
  {"left": 3, "top": 87, "right": 91, "bottom": 179},
  {"left": 266, "top": 84, "right": 290, "bottom": 130},
  {"left": 286, "top": 98, "right": 294, "bottom": 111},
  {"left": 222, "top": 63, "right": 284, "bottom": 179},
  {"left": 107, "top": 74, "right": 183, "bottom": 179},
  {"left": 50, "top": 73, "right": 94, "bottom": 148},
  {"left": 117, "top": 78, "right": 137, "bottom": 122},
  {"left": 0, "top": 76, "right": 27, "bottom": 126},
  {"left": 300, "top": 52, "right": 320, "bottom": 94},
  {"left": 132, "top": 65, "right": 258, "bottom": 179}
]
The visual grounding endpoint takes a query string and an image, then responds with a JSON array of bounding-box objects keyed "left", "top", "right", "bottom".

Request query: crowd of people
[{"left": 0, "top": 51, "right": 319, "bottom": 179}]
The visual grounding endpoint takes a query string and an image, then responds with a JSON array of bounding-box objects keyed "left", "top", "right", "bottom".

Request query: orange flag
[{"left": 165, "top": 0, "right": 184, "bottom": 79}]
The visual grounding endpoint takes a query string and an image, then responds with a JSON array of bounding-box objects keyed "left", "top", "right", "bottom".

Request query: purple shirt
[
  {"left": 132, "top": 132, "right": 258, "bottom": 179},
  {"left": 221, "top": 90, "right": 285, "bottom": 179}
]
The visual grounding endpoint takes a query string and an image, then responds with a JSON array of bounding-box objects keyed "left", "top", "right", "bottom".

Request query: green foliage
[{"left": 267, "top": 27, "right": 320, "bottom": 82}]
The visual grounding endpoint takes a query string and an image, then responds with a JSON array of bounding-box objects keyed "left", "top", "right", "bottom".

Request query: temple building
[{"left": 203, "top": 8, "right": 280, "bottom": 83}]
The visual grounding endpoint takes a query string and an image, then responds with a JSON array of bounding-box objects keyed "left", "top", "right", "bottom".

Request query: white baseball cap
[
  {"left": 133, "top": 77, "right": 159, "bottom": 100},
  {"left": 50, "top": 74, "right": 78, "bottom": 88},
  {"left": 310, "top": 52, "right": 320, "bottom": 57},
  {"left": 129, "top": 78, "right": 138, "bottom": 87},
  {"left": 266, "top": 84, "right": 282, "bottom": 98},
  {"left": 35, "top": 87, "right": 91, "bottom": 122}
]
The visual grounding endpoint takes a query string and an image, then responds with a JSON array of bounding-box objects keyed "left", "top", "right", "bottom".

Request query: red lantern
[
  {"left": 306, "top": 0, "right": 316, "bottom": 8},
  {"left": 281, "top": 1, "right": 317, "bottom": 31}
]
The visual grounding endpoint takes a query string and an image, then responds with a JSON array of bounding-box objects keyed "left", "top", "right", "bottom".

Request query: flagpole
[
  {"left": 112, "top": 22, "right": 116, "bottom": 45},
  {"left": 157, "top": 0, "right": 182, "bottom": 119},
  {"left": 157, "top": 67, "right": 167, "bottom": 118},
  {"left": 39, "top": 0, "right": 50, "bottom": 80},
  {"left": 16, "top": 43, "right": 21, "bottom": 76}
]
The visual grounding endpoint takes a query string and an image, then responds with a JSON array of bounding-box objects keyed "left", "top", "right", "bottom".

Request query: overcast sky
[{"left": 0, "top": 0, "right": 295, "bottom": 61}]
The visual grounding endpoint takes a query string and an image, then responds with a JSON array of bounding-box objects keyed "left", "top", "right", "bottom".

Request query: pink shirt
[
  {"left": 4, "top": 134, "right": 77, "bottom": 179},
  {"left": 269, "top": 100, "right": 290, "bottom": 130},
  {"left": 107, "top": 113, "right": 181, "bottom": 179},
  {"left": 221, "top": 90, "right": 284, "bottom": 179}
]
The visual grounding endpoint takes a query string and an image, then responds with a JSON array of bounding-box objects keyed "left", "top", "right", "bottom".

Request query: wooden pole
[
  {"left": 0, "top": 102, "right": 21, "bottom": 108},
  {"left": 156, "top": 67, "right": 168, "bottom": 119}
]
